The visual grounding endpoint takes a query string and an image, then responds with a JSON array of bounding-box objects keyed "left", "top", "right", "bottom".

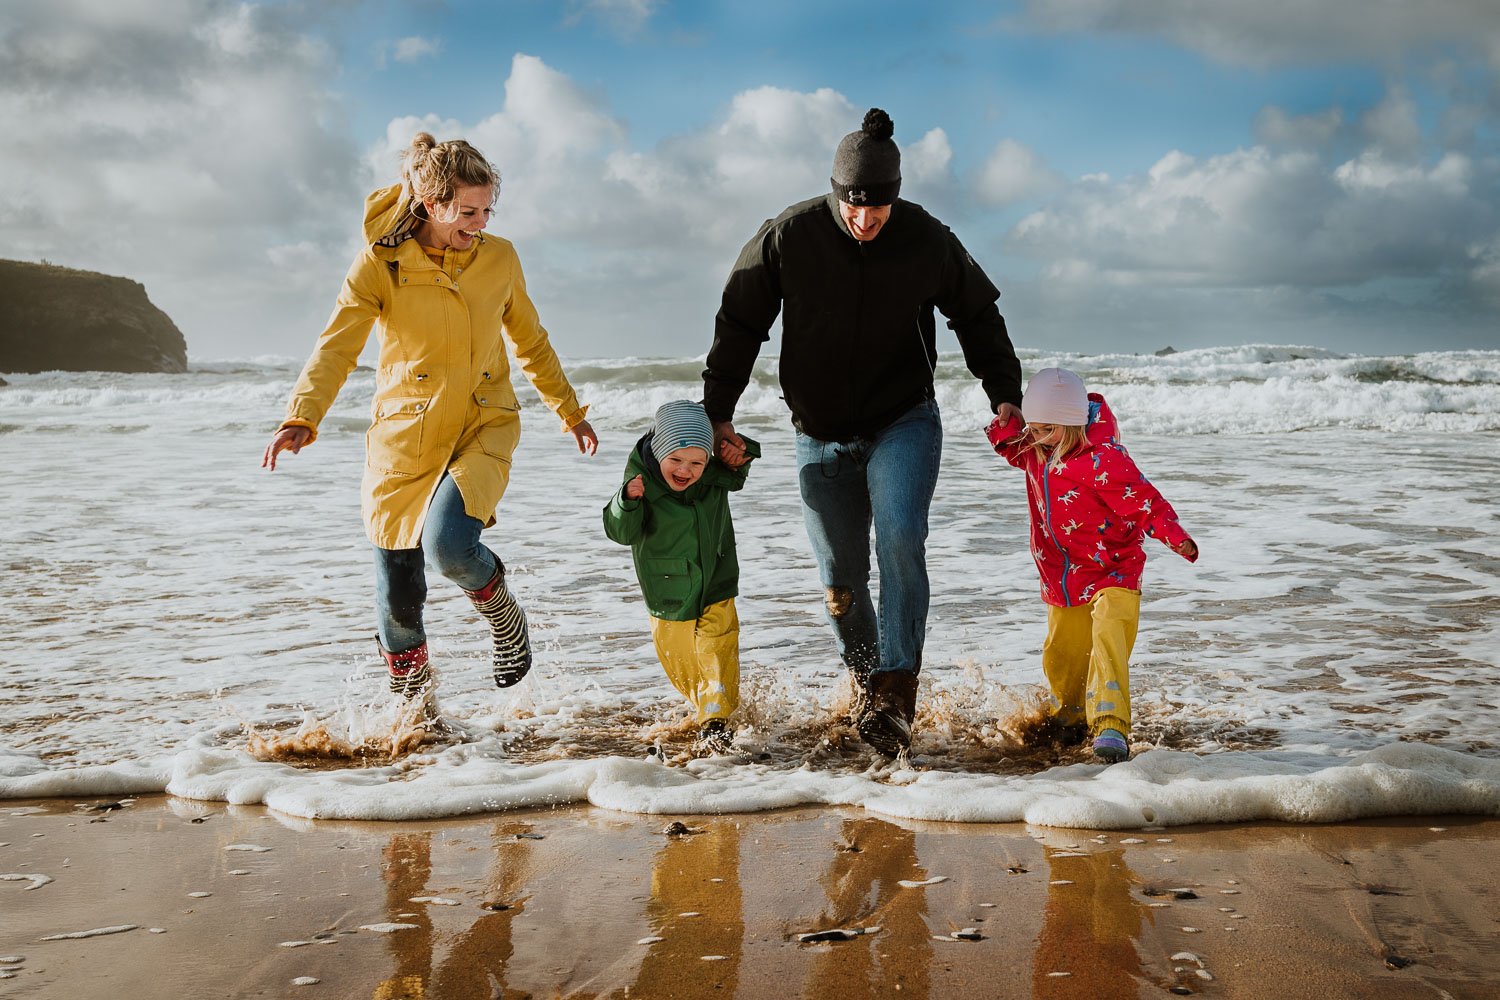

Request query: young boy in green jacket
[{"left": 602, "top": 400, "right": 758, "bottom": 754}]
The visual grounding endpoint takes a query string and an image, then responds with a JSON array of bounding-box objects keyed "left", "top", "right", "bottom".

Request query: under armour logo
[{"left": 848, "top": 189, "right": 867, "bottom": 205}]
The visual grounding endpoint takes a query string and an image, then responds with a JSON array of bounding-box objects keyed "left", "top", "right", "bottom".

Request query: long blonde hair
[
  {"left": 399, "top": 132, "right": 499, "bottom": 221},
  {"left": 1023, "top": 422, "right": 1088, "bottom": 471}
]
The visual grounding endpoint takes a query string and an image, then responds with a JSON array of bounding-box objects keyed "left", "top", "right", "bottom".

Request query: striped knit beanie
[{"left": 652, "top": 400, "right": 714, "bottom": 457}]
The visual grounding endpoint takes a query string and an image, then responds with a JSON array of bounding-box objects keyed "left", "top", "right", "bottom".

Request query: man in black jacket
[{"left": 703, "top": 108, "right": 1023, "bottom": 757}]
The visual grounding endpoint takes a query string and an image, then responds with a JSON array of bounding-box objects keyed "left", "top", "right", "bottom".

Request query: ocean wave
[{"left": 3, "top": 345, "right": 1496, "bottom": 435}]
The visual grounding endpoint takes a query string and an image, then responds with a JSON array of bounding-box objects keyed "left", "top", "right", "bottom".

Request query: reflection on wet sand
[
  {"left": 372, "top": 823, "right": 535, "bottom": 1000},
  {"left": 624, "top": 823, "right": 745, "bottom": 998},
  {"left": 803, "top": 818, "right": 932, "bottom": 999},
  {"left": 1032, "top": 847, "right": 1144, "bottom": 998}
]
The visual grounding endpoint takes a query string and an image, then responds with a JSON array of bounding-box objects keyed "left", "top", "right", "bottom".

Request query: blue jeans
[
  {"left": 374, "top": 474, "right": 499, "bottom": 653},
  {"left": 795, "top": 398, "right": 943, "bottom": 678}
]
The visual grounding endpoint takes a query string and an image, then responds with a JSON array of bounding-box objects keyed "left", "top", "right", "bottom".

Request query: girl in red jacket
[{"left": 987, "top": 368, "right": 1198, "bottom": 763}]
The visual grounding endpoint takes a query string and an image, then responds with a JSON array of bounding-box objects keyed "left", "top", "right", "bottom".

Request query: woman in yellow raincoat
[{"left": 262, "top": 132, "right": 597, "bottom": 698}]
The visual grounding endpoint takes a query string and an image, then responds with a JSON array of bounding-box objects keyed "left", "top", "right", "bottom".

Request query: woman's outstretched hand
[
  {"left": 568, "top": 419, "right": 599, "bottom": 456},
  {"left": 262, "top": 425, "right": 312, "bottom": 471}
]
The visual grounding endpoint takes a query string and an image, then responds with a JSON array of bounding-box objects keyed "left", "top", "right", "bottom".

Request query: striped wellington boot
[
  {"left": 463, "top": 560, "right": 532, "bottom": 688},
  {"left": 382, "top": 642, "right": 431, "bottom": 698}
]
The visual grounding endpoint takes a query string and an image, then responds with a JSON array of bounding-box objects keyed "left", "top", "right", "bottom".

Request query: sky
[{"left": 2, "top": 0, "right": 1498, "bottom": 361}]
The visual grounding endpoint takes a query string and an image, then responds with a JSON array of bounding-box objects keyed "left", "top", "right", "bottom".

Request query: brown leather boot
[{"left": 857, "top": 670, "right": 919, "bottom": 757}]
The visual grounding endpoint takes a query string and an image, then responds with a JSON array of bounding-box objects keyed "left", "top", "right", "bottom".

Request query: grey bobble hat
[
  {"left": 831, "top": 108, "right": 901, "bottom": 206},
  {"left": 1022, "top": 368, "right": 1089, "bottom": 425},
  {"left": 652, "top": 400, "right": 714, "bottom": 457}
]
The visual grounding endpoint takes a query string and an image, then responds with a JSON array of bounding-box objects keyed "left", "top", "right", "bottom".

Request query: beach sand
[{"left": 1, "top": 797, "right": 1496, "bottom": 999}]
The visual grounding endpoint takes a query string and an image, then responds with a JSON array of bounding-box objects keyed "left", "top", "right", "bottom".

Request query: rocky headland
[{"left": 0, "top": 259, "right": 188, "bottom": 373}]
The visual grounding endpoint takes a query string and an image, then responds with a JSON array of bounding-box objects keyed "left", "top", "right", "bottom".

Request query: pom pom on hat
[
  {"left": 831, "top": 107, "right": 901, "bottom": 207},
  {"left": 652, "top": 400, "right": 714, "bottom": 457},
  {"left": 1022, "top": 368, "right": 1088, "bottom": 425}
]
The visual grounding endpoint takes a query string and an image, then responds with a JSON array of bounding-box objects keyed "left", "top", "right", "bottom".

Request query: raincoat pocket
[
  {"left": 640, "top": 556, "right": 695, "bottom": 617},
  {"left": 366, "top": 395, "right": 429, "bottom": 476},
  {"left": 473, "top": 389, "right": 521, "bottom": 462}
]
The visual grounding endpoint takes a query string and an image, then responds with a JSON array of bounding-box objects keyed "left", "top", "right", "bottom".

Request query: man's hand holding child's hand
[{"left": 625, "top": 474, "right": 645, "bottom": 500}]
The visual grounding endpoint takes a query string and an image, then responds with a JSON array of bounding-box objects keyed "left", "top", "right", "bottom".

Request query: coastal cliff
[{"left": 0, "top": 259, "right": 188, "bottom": 373}]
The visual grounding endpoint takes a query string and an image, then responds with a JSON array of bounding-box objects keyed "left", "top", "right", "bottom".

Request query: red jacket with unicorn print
[{"left": 986, "top": 394, "right": 1197, "bottom": 607}]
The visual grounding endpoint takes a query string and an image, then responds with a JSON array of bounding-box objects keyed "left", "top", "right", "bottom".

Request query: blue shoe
[{"left": 1093, "top": 728, "right": 1129, "bottom": 763}]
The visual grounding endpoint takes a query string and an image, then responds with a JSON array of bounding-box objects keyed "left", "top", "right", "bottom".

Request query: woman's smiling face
[{"left": 421, "top": 183, "right": 495, "bottom": 250}]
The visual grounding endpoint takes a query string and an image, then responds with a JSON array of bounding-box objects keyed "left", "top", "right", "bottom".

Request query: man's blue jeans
[
  {"left": 374, "top": 473, "right": 498, "bottom": 653},
  {"left": 795, "top": 398, "right": 943, "bottom": 679}
]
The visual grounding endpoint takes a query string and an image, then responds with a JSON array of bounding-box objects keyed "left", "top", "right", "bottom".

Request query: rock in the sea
[{"left": 0, "top": 259, "right": 187, "bottom": 374}]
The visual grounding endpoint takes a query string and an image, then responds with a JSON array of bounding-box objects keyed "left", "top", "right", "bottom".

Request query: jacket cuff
[
  {"left": 278, "top": 417, "right": 319, "bottom": 446},
  {"left": 1156, "top": 520, "right": 1196, "bottom": 561},
  {"left": 985, "top": 414, "right": 1022, "bottom": 450},
  {"left": 559, "top": 403, "right": 590, "bottom": 431}
]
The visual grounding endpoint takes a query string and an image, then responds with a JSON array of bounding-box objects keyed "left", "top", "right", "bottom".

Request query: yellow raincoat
[{"left": 279, "top": 184, "right": 589, "bottom": 549}]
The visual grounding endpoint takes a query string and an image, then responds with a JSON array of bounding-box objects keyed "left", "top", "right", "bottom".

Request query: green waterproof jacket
[{"left": 602, "top": 432, "right": 760, "bottom": 622}]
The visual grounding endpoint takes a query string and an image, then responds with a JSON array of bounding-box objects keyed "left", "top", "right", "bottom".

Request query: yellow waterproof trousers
[
  {"left": 1041, "top": 587, "right": 1141, "bottom": 736},
  {"left": 649, "top": 598, "right": 740, "bottom": 723}
]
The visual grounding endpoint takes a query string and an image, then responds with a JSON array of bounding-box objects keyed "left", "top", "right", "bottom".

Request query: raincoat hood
[
  {"left": 1084, "top": 393, "right": 1122, "bottom": 446},
  {"left": 364, "top": 182, "right": 422, "bottom": 248}
]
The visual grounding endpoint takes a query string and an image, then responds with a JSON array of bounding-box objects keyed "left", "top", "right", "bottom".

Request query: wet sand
[{"left": 1, "top": 798, "right": 1497, "bottom": 999}]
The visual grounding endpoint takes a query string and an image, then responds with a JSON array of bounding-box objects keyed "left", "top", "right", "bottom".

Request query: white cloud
[
  {"left": 905, "top": 128, "right": 954, "bottom": 186},
  {"left": 392, "top": 36, "right": 441, "bottom": 63},
  {"left": 1361, "top": 86, "right": 1424, "bottom": 157},
  {"left": 1012, "top": 0, "right": 1500, "bottom": 67},
  {"left": 566, "top": 0, "right": 662, "bottom": 38},
  {"left": 1254, "top": 106, "right": 1343, "bottom": 149},
  {"left": 0, "top": 0, "right": 362, "bottom": 359},
  {"left": 974, "top": 138, "right": 1061, "bottom": 206},
  {"left": 1007, "top": 123, "right": 1499, "bottom": 313}
]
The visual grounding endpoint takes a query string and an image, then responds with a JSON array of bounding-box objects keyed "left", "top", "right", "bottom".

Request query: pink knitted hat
[{"left": 1022, "top": 367, "right": 1088, "bottom": 425}]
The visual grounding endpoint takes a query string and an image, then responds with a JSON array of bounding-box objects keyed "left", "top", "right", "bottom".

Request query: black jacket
[{"left": 704, "top": 194, "right": 1021, "bottom": 442}]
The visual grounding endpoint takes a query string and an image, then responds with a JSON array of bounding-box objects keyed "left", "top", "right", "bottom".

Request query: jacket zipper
[{"left": 1040, "top": 463, "right": 1074, "bottom": 605}]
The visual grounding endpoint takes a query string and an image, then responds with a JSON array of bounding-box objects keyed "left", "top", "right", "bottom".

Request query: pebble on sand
[
  {"left": 637, "top": 936, "right": 664, "bottom": 945},
  {"left": 897, "top": 876, "right": 948, "bottom": 888},
  {"left": 188, "top": 892, "right": 212, "bottom": 898},
  {"left": 0, "top": 957, "right": 23, "bottom": 964},
  {"left": 358, "top": 923, "right": 421, "bottom": 934},
  {"left": 2, "top": 873, "right": 54, "bottom": 891},
  {"left": 797, "top": 927, "right": 880, "bottom": 943},
  {"left": 39, "top": 925, "right": 139, "bottom": 941},
  {"left": 224, "top": 844, "right": 273, "bottom": 853},
  {"left": 410, "top": 896, "right": 461, "bottom": 906},
  {"left": 292, "top": 977, "right": 320, "bottom": 986}
]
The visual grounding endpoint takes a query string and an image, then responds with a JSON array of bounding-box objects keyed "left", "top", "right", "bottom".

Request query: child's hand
[
  {"left": 714, "top": 421, "right": 747, "bottom": 466},
  {"left": 1173, "top": 538, "right": 1198, "bottom": 560},
  {"left": 624, "top": 474, "right": 644, "bottom": 500},
  {"left": 985, "top": 412, "right": 1024, "bottom": 449}
]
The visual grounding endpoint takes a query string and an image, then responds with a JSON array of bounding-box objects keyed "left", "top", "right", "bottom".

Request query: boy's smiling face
[{"left": 659, "top": 447, "right": 708, "bottom": 491}]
